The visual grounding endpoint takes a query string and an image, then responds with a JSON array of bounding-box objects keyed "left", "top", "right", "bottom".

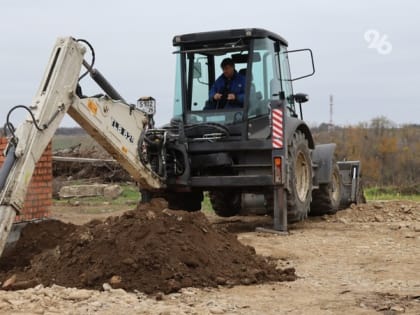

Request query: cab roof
[{"left": 173, "top": 28, "right": 288, "bottom": 47}]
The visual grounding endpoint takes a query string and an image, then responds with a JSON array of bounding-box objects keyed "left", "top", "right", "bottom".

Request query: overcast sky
[{"left": 0, "top": 0, "right": 419, "bottom": 127}]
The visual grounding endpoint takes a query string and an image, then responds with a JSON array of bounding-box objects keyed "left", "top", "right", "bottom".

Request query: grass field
[{"left": 365, "top": 187, "right": 420, "bottom": 202}]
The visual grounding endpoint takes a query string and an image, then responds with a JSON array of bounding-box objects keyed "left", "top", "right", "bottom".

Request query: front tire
[
  {"left": 311, "top": 163, "right": 341, "bottom": 215},
  {"left": 209, "top": 190, "right": 241, "bottom": 217},
  {"left": 287, "top": 131, "right": 313, "bottom": 222}
]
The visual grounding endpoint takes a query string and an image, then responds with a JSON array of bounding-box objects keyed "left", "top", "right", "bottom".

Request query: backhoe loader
[{"left": 0, "top": 29, "right": 363, "bottom": 256}]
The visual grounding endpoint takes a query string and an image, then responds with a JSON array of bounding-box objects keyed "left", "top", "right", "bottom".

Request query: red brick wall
[{"left": 0, "top": 138, "right": 52, "bottom": 222}]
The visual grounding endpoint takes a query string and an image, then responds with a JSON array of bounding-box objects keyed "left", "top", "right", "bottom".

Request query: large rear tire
[
  {"left": 310, "top": 163, "right": 341, "bottom": 215},
  {"left": 209, "top": 190, "right": 241, "bottom": 217},
  {"left": 287, "top": 131, "right": 313, "bottom": 222}
]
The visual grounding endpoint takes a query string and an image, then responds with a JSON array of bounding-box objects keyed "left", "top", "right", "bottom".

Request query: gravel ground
[{"left": 0, "top": 200, "right": 419, "bottom": 315}]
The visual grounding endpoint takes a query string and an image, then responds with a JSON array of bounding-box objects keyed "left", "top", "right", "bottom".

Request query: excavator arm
[{"left": 0, "top": 37, "right": 165, "bottom": 255}]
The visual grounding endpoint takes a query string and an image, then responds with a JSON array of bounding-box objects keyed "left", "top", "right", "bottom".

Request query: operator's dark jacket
[{"left": 208, "top": 71, "right": 246, "bottom": 109}]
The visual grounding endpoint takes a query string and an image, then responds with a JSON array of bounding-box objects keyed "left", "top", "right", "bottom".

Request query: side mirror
[
  {"left": 293, "top": 93, "right": 308, "bottom": 121},
  {"left": 284, "top": 49, "right": 315, "bottom": 81},
  {"left": 294, "top": 93, "right": 309, "bottom": 104}
]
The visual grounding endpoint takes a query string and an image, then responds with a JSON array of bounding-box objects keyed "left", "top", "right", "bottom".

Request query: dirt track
[{"left": 0, "top": 200, "right": 419, "bottom": 314}]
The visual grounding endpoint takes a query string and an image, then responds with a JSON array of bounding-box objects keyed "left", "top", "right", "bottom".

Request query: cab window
[
  {"left": 182, "top": 49, "right": 250, "bottom": 125},
  {"left": 248, "top": 38, "right": 278, "bottom": 118},
  {"left": 248, "top": 39, "right": 295, "bottom": 118}
]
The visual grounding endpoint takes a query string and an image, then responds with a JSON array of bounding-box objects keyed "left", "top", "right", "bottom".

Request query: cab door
[{"left": 247, "top": 38, "right": 295, "bottom": 139}]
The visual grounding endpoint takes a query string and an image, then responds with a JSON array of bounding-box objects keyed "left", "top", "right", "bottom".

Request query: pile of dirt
[
  {"left": 332, "top": 201, "right": 419, "bottom": 223},
  {"left": 0, "top": 220, "right": 76, "bottom": 271},
  {"left": 0, "top": 201, "right": 295, "bottom": 294}
]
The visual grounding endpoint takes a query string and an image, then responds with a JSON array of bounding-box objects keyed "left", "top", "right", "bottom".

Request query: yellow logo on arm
[{"left": 87, "top": 99, "right": 98, "bottom": 115}]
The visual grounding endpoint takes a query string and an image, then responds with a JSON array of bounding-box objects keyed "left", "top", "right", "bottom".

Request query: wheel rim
[{"left": 295, "top": 151, "right": 311, "bottom": 202}]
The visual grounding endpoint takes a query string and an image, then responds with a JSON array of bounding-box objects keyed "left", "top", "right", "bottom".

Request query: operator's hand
[
  {"left": 214, "top": 93, "right": 223, "bottom": 101},
  {"left": 227, "top": 93, "right": 236, "bottom": 101}
]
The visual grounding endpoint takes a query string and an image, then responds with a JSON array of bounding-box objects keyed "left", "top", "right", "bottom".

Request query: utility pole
[{"left": 329, "top": 94, "right": 334, "bottom": 131}]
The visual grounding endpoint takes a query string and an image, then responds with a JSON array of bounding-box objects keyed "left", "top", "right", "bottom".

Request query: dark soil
[
  {"left": 0, "top": 220, "right": 77, "bottom": 271},
  {"left": 0, "top": 200, "right": 295, "bottom": 294}
]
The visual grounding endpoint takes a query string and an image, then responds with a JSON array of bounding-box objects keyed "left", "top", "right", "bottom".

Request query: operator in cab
[{"left": 206, "top": 58, "right": 246, "bottom": 109}]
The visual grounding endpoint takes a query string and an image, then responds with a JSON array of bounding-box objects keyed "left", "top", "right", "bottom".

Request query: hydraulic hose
[{"left": 0, "top": 145, "right": 16, "bottom": 192}]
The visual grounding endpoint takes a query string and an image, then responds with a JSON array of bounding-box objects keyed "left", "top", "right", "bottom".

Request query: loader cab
[{"left": 172, "top": 28, "right": 300, "bottom": 138}]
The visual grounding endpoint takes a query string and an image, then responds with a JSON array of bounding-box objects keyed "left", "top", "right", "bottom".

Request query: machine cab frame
[{"left": 172, "top": 29, "right": 300, "bottom": 138}]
